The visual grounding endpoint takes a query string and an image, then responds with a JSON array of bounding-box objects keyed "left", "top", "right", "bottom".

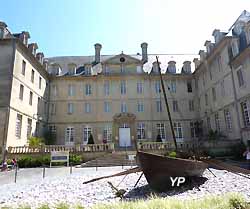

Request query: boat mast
[{"left": 156, "top": 56, "right": 178, "bottom": 151}]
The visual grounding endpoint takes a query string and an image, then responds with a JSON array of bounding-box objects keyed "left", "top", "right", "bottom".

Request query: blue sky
[{"left": 1, "top": 0, "right": 250, "bottom": 57}]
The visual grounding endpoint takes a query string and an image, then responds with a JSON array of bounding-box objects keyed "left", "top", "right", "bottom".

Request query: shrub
[
  {"left": 69, "top": 154, "right": 83, "bottom": 165},
  {"left": 17, "top": 155, "right": 50, "bottom": 168},
  {"left": 28, "top": 137, "right": 44, "bottom": 148},
  {"left": 88, "top": 133, "right": 95, "bottom": 144},
  {"left": 168, "top": 151, "right": 177, "bottom": 158},
  {"left": 16, "top": 154, "right": 83, "bottom": 168}
]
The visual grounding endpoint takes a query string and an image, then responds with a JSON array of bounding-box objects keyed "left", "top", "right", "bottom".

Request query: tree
[
  {"left": 156, "top": 134, "right": 162, "bottom": 142},
  {"left": 43, "top": 129, "right": 56, "bottom": 145},
  {"left": 28, "top": 137, "right": 44, "bottom": 148},
  {"left": 88, "top": 133, "right": 94, "bottom": 144}
]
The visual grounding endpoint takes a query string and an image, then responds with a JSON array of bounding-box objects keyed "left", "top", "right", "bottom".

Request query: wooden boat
[{"left": 137, "top": 151, "right": 208, "bottom": 191}]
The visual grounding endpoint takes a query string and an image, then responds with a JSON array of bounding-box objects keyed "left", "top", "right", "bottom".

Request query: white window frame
[
  {"left": 215, "top": 113, "right": 220, "bottom": 132},
  {"left": 121, "top": 102, "right": 127, "bottom": 113},
  {"left": 83, "top": 126, "right": 92, "bottom": 144},
  {"left": 221, "top": 80, "right": 225, "bottom": 96},
  {"left": 241, "top": 101, "right": 250, "bottom": 127},
  {"left": 85, "top": 84, "right": 92, "bottom": 95},
  {"left": 52, "top": 84, "right": 57, "bottom": 97},
  {"left": 173, "top": 100, "right": 178, "bottom": 112},
  {"left": 39, "top": 77, "right": 42, "bottom": 89},
  {"left": 65, "top": 127, "right": 75, "bottom": 145},
  {"left": 85, "top": 103, "right": 91, "bottom": 113},
  {"left": 103, "top": 124, "right": 112, "bottom": 142},
  {"left": 137, "top": 81, "right": 143, "bottom": 94},
  {"left": 104, "top": 101, "right": 111, "bottom": 113},
  {"left": 156, "top": 100, "right": 162, "bottom": 112},
  {"left": 68, "top": 103, "right": 74, "bottom": 114},
  {"left": 190, "top": 122, "right": 196, "bottom": 138},
  {"left": 156, "top": 123, "right": 166, "bottom": 140},
  {"left": 237, "top": 67, "right": 245, "bottom": 87},
  {"left": 120, "top": 80, "right": 126, "bottom": 95},
  {"left": 68, "top": 84, "right": 75, "bottom": 96},
  {"left": 189, "top": 100, "right": 194, "bottom": 111},
  {"left": 29, "top": 91, "right": 33, "bottom": 106},
  {"left": 174, "top": 122, "right": 183, "bottom": 139},
  {"left": 155, "top": 81, "right": 161, "bottom": 93},
  {"left": 51, "top": 103, "right": 56, "bottom": 115},
  {"left": 137, "top": 122, "right": 146, "bottom": 140},
  {"left": 22, "top": 60, "right": 26, "bottom": 76},
  {"left": 104, "top": 81, "right": 110, "bottom": 96},
  {"left": 212, "top": 87, "right": 216, "bottom": 101},
  {"left": 170, "top": 80, "right": 176, "bottom": 93},
  {"left": 31, "top": 69, "right": 35, "bottom": 83},
  {"left": 19, "top": 84, "right": 24, "bottom": 100},
  {"left": 27, "top": 118, "right": 32, "bottom": 139},
  {"left": 137, "top": 101, "right": 144, "bottom": 112},
  {"left": 224, "top": 109, "right": 232, "bottom": 130},
  {"left": 15, "top": 114, "right": 22, "bottom": 139}
]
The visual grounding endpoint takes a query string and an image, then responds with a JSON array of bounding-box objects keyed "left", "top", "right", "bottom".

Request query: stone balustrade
[
  {"left": 137, "top": 141, "right": 197, "bottom": 151},
  {"left": 8, "top": 143, "right": 115, "bottom": 154}
]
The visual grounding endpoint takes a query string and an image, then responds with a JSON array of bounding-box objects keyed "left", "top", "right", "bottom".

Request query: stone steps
[{"left": 81, "top": 152, "right": 137, "bottom": 167}]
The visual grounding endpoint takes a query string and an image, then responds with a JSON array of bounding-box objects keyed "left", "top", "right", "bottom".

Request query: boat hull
[{"left": 137, "top": 151, "right": 208, "bottom": 191}]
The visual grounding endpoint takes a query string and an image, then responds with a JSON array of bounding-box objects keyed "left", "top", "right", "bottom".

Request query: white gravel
[{"left": 0, "top": 166, "right": 249, "bottom": 208}]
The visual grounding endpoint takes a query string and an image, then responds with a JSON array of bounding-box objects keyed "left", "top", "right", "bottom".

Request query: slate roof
[{"left": 47, "top": 53, "right": 198, "bottom": 76}]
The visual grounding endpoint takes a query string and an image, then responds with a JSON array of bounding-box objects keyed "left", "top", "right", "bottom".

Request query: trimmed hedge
[{"left": 15, "top": 154, "right": 84, "bottom": 168}]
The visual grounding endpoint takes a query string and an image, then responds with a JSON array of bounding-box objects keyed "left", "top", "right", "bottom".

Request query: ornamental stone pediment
[
  {"left": 113, "top": 112, "right": 136, "bottom": 123},
  {"left": 103, "top": 53, "right": 141, "bottom": 65}
]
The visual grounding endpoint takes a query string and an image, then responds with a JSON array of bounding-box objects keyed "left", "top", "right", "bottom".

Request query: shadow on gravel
[{"left": 124, "top": 177, "right": 208, "bottom": 200}]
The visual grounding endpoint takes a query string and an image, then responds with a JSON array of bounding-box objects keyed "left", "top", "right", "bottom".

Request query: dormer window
[
  {"left": 68, "top": 64, "right": 76, "bottom": 75},
  {"left": 0, "top": 28, "right": 4, "bottom": 39},
  {"left": 167, "top": 61, "right": 176, "bottom": 73},
  {"left": 232, "top": 39, "right": 239, "bottom": 57},
  {"left": 152, "top": 61, "right": 160, "bottom": 73},
  {"left": 85, "top": 66, "right": 91, "bottom": 75},
  {"left": 136, "top": 65, "right": 142, "bottom": 73},
  {"left": 182, "top": 61, "right": 191, "bottom": 73}
]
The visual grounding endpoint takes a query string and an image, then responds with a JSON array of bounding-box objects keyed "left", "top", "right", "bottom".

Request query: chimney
[
  {"left": 212, "top": 29, "right": 224, "bottom": 44},
  {"left": 0, "top": 21, "right": 7, "bottom": 39},
  {"left": 20, "top": 31, "right": 30, "bottom": 47},
  {"left": 141, "top": 42, "right": 148, "bottom": 63},
  {"left": 182, "top": 61, "right": 191, "bottom": 73},
  {"left": 94, "top": 43, "right": 102, "bottom": 63},
  {"left": 204, "top": 40, "right": 214, "bottom": 54},
  {"left": 167, "top": 61, "right": 176, "bottom": 73},
  {"left": 43, "top": 59, "right": 48, "bottom": 71},
  {"left": 36, "top": 52, "right": 44, "bottom": 64},
  {"left": 28, "top": 43, "right": 38, "bottom": 56},
  {"left": 193, "top": 58, "right": 200, "bottom": 69},
  {"left": 199, "top": 50, "right": 206, "bottom": 62}
]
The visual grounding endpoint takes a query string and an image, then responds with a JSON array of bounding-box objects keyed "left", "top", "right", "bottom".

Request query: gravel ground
[{"left": 0, "top": 166, "right": 249, "bottom": 208}]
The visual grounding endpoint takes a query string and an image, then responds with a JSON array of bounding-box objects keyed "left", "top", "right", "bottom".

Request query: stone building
[{"left": 1, "top": 10, "right": 250, "bottom": 153}]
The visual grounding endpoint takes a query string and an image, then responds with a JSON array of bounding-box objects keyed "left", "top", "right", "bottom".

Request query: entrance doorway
[{"left": 119, "top": 124, "right": 131, "bottom": 147}]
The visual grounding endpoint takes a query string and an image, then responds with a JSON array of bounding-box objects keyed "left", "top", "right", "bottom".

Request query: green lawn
[{"left": 3, "top": 193, "right": 250, "bottom": 209}]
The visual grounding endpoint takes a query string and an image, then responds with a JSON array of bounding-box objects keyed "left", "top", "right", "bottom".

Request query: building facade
[{"left": 1, "top": 10, "right": 250, "bottom": 153}]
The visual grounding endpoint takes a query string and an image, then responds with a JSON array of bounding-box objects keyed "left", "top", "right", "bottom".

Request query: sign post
[{"left": 50, "top": 151, "right": 69, "bottom": 167}]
